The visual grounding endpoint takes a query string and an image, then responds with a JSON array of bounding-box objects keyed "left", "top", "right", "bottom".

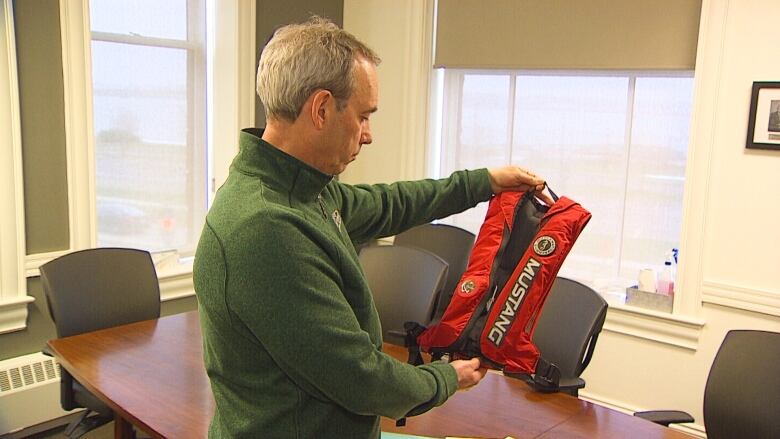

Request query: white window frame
[
  {"left": 24, "top": 0, "right": 255, "bottom": 302},
  {"left": 0, "top": 0, "right": 33, "bottom": 333}
]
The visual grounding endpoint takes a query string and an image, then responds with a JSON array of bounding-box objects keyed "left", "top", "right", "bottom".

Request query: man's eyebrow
[{"left": 366, "top": 106, "right": 378, "bottom": 114}]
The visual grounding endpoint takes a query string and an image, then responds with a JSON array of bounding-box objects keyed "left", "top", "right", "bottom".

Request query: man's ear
[{"left": 309, "top": 89, "right": 332, "bottom": 130}]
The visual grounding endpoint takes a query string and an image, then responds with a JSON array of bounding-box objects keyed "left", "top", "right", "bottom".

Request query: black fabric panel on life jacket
[{"left": 492, "top": 192, "right": 548, "bottom": 294}]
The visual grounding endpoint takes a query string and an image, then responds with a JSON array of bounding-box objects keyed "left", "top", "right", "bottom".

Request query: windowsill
[
  {"left": 585, "top": 282, "right": 705, "bottom": 350},
  {"left": 155, "top": 256, "right": 196, "bottom": 302},
  {"left": 155, "top": 255, "right": 193, "bottom": 279},
  {"left": 0, "top": 295, "right": 36, "bottom": 334},
  {"left": 602, "top": 299, "right": 705, "bottom": 350}
]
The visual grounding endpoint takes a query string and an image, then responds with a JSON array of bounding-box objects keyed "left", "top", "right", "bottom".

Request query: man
[{"left": 194, "top": 17, "right": 550, "bottom": 438}]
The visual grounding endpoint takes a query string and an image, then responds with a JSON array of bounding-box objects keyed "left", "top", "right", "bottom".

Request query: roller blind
[{"left": 435, "top": 0, "right": 702, "bottom": 70}]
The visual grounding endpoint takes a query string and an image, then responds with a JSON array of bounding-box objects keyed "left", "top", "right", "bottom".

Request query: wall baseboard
[{"left": 579, "top": 390, "right": 707, "bottom": 438}]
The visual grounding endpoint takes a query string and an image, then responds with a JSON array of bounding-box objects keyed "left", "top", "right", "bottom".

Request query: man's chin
[
  {"left": 333, "top": 156, "right": 358, "bottom": 175},
  {"left": 332, "top": 164, "right": 347, "bottom": 176}
]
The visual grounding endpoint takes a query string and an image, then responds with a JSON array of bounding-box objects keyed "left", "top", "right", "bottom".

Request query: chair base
[{"left": 63, "top": 410, "right": 113, "bottom": 438}]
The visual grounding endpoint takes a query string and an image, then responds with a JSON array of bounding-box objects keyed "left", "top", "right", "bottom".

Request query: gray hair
[{"left": 256, "top": 16, "right": 381, "bottom": 122}]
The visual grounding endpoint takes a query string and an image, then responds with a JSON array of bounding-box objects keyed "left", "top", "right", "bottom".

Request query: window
[
  {"left": 90, "top": 0, "right": 206, "bottom": 254},
  {"left": 434, "top": 70, "right": 694, "bottom": 302},
  {"left": 51, "top": 0, "right": 250, "bottom": 300}
]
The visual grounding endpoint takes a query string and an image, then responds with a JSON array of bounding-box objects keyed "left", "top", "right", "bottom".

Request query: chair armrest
[
  {"left": 505, "top": 373, "right": 585, "bottom": 396},
  {"left": 556, "top": 377, "right": 586, "bottom": 396},
  {"left": 634, "top": 410, "right": 695, "bottom": 426},
  {"left": 558, "top": 377, "right": 585, "bottom": 390}
]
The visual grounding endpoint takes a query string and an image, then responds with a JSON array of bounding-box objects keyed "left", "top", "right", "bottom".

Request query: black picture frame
[{"left": 746, "top": 81, "right": 780, "bottom": 150}]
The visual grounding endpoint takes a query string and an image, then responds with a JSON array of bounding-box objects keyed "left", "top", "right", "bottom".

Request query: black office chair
[
  {"left": 358, "top": 245, "right": 449, "bottom": 346},
  {"left": 393, "top": 223, "right": 475, "bottom": 323},
  {"left": 527, "top": 277, "right": 608, "bottom": 396},
  {"left": 635, "top": 330, "right": 780, "bottom": 438},
  {"left": 40, "top": 248, "right": 161, "bottom": 438}
]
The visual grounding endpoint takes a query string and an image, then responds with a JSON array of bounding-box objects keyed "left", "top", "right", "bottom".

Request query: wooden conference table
[{"left": 47, "top": 311, "right": 691, "bottom": 438}]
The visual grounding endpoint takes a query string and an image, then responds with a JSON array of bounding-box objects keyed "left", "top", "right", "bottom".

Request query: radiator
[{"left": 0, "top": 352, "right": 73, "bottom": 435}]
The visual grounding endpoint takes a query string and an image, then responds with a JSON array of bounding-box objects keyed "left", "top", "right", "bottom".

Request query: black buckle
[{"left": 532, "top": 357, "right": 561, "bottom": 392}]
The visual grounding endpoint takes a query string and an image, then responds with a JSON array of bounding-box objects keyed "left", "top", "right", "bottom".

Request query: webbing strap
[
  {"left": 546, "top": 183, "right": 560, "bottom": 202},
  {"left": 397, "top": 321, "right": 428, "bottom": 427}
]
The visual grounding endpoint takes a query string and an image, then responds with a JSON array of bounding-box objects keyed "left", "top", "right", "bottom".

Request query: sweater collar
[{"left": 234, "top": 128, "right": 333, "bottom": 202}]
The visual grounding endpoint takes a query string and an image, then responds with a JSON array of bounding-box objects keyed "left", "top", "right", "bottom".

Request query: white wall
[
  {"left": 342, "top": 0, "right": 433, "bottom": 183},
  {"left": 344, "top": 0, "right": 780, "bottom": 436}
]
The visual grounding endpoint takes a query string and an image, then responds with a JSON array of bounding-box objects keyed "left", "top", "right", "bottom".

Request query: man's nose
[{"left": 360, "top": 128, "right": 373, "bottom": 145}]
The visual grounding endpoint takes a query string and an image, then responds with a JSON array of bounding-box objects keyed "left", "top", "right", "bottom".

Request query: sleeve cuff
[
  {"left": 404, "top": 361, "right": 459, "bottom": 418},
  {"left": 466, "top": 168, "right": 494, "bottom": 204}
]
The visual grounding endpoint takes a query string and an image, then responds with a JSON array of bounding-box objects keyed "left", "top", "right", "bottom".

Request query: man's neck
[{"left": 261, "top": 119, "right": 326, "bottom": 174}]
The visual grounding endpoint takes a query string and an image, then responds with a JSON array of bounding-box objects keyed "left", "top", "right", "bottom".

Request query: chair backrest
[
  {"left": 40, "top": 248, "right": 161, "bottom": 338},
  {"left": 359, "top": 245, "right": 448, "bottom": 344},
  {"left": 531, "top": 277, "right": 608, "bottom": 380},
  {"left": 393, "top": 223, "right": 475, "bottom": 323},
  {"left": 703, "top": 330, "right": 780, "bottom": 439}
]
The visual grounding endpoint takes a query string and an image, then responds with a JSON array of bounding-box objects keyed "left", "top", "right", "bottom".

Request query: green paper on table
[{"left": 381, "top": 433, "right": 436, "bottom": 439}]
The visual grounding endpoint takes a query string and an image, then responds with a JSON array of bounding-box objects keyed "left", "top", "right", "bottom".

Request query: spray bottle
[{"left": 656, "top": 249, "right": 676, "bottom": 296}]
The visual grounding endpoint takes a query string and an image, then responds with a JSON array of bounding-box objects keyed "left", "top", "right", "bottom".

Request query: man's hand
[
  {"left": 450, "top": 358, "right": 488, "bottom": 390},
  {"left": 488, "top": 166, "right": 554, "bottom": 205}
]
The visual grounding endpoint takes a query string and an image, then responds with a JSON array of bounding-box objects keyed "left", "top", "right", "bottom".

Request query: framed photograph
[{"left": 746, "top": 82, "right": 780, "bottom": 150}]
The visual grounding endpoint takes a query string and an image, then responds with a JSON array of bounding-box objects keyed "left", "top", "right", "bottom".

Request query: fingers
[
  {"left": 535, "top": 185, "right": 555, "bottom": 206},
  {"left": 487, "top": 166, "right": 552, "bottom": 199},
  {"left": 452, "top": 357, "right": 488, "bottom": 390},
  {"left": 513, "top": 167, "right": 542, "bottom": 185},
  {"left": 538, "top": 192, "right": 555, "bottom": 206}
]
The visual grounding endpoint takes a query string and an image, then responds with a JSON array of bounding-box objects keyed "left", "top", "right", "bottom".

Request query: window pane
[
  {"left": 92, "top": 41, "right": 205, "bottom": 252},
  {"left": 90, "top": 0, "right": 188, "bottom": 40},
  {"left": 451, "top": 74, "right": 512, "bottom": 171},
  {"left": 460, "top": 74, "right": 511, "bottom": 158},
  {"left": 442, "top": 74, "right": 512, "bottom": 232},
  {"left": 512, "top": 75, "right": 629, "bottom": 282},
  {"left": 620, "top": 77, "right": 693, "bottom": 279}
]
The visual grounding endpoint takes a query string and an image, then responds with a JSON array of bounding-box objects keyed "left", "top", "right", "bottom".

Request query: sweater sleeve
[
  {"left": 227, "top": 213, "right": 458, "bottom": 419},
  {"left": 333, "top": 168, "right": 493, "bottom": 244}
]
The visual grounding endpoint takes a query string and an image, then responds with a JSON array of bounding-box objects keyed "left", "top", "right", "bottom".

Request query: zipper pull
[{"left": 317, "top": 195, "right": 327, "bottom": 219}]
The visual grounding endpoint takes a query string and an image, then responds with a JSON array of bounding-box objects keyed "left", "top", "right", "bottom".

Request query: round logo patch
[
  {"left": 461, "top": 279, "right": 476, "bottom": 294},
  {"left": 533, "top": 236, "right": 556, "bottom": 256}
]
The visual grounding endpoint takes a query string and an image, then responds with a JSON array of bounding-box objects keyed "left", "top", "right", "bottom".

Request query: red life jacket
[{"left": 417, "top": 189, "right": 591, "bottom": 382}]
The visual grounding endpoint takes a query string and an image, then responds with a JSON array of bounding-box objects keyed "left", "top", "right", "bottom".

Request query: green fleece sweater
[{"left": 194, "top": 128, "right": 492, "bottom": 438}]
